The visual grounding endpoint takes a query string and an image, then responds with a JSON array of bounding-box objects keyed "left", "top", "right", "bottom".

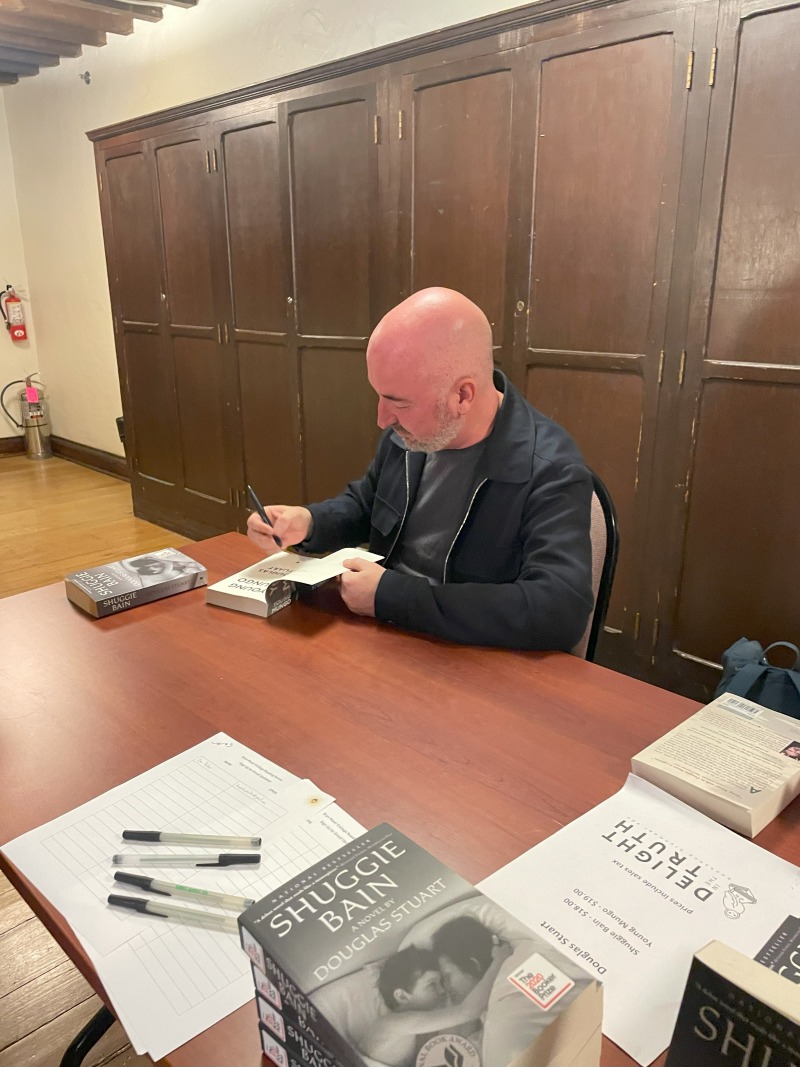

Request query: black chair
[
  {"left": 60, "top": 1006, "right": 116, "bottom": 1067},
  {"left": 572, "top": 469, "right": 620, "bottom": 662}
]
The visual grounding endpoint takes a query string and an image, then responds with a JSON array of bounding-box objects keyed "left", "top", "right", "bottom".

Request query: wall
[
  {"left": 2, "top": 0, "right": 523, "bottom": 457},
  {"left": 0, "top": 95, "right": 38, "bottom": 442}
]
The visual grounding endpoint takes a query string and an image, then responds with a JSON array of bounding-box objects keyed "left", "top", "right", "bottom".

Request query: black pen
[
  {"left": 108, "top": 893, "right": 239, "bottom": 933},
  {"left": 112, "top": 853, "right": 261, "bottom": 868},
  {"left": 247, "top": 485, "right": 283, "bottom": 548},
  {"left": 113, "top": 872, "right": 255, "bottom": 910}
]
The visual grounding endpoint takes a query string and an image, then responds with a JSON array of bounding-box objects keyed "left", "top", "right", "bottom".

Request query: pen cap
[
  {"left": 212, "top": 853, "right": 261, "bottom": 866},
  {"left": 122, "top": 830, "right": 160, "bottom": 842},
  {"left": 107, "top": 893, "right": 149, "bottom": 913}
]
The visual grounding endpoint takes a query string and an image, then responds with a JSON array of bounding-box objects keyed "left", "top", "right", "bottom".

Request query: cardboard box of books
[
  {"left": 240, "top": 824, "right": 603, "bottom": 1067},
  {"left": 666, "top": 940, "right": 800, "bottom": 1067},
  {"left": 65, "top": 548, "right": 207, "bottom": 618},
  {"left": 632, "top": 692, "right": 800, "bottom": 836}
]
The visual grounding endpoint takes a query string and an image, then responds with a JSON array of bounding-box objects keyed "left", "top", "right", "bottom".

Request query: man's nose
[{"left": 376, "top": 398, "right": 396, "bottom": 429}]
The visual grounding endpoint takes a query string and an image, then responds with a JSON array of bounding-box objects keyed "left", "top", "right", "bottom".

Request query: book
[
  {"left": 240, "top": 823, "right": 603, "bottom": 1067},
  {"left": 206, "top": 548, "right": 382, "bottom": 619},
  {"left": 64, "top": 548, "right": 207, "bottom": 618},
  {"left": 666, "top": 940, "right": 800, "bottom": 1067},
  {"left": 631, "top": 692, "right": 800, "bottom": 836},
  {"left": 756, "top": 916, "right": 800, "bottom": 985}
]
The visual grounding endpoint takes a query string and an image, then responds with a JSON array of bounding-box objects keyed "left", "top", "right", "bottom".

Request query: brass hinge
[
  {"left": 652, "top": 617, "right": 660, "bottom": 651},
  {"left": 677, "top": 349, "right": 686, "bottom": 386},
  {"left": 398, "top": 110, "right": 405, "bottom": 140},
  {"left": 211, "top": 148, "right": 218, "bottom": 172},
  {"left": 98, "top": 172, "right": 103, "bottom": 193},
  {"left": 632, "top": 612, "right": 641, "bottom": 640},
  {"left": 708, "top": 47, "right": 717, "bottom": 87},
  {"left": 657, "top": 350, "right": 665, "bottom": 385},
  {"left": 223, "top": 323, "right": 229, "bottom": 344},
  {"left": 686, "top": 50, "right": 694, "bottom": 90},
  {"left": 373, "top": 115, "right": 381, "bottom": 144},
  {"left": 205, "top": 150, "right": 211, "bottom": 173},
  {"left": 216, "top": 323, "right": 222, "bottom": 344}
]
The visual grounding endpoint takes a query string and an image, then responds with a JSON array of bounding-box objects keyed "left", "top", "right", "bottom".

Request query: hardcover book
[
  {"left": 206, "top": 548, "right": 381, "bottom": 619},
  {"left": 240, "top": 823, "right": 603, "bottom": 1067},
  {"left": 666, "top": 940, "right": 800, "bottom": 1067},
  {"left": 64, "top": 548, "right": 207, "bottom": 618},
  {"left": 631, "top": 692, "right": 800, "bottom": 836}
]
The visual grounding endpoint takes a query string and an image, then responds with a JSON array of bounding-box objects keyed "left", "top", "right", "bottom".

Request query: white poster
[{"left": 479, "top": 775, "right": 800, "bottom": 1065}]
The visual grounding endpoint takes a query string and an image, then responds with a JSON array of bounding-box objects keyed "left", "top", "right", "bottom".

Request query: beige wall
[
  {"left": 0, "top": 96, "right": 38, "bottom": 440},
  {"left": 2, "top": 0, "right": 519, "bottom": 456}
]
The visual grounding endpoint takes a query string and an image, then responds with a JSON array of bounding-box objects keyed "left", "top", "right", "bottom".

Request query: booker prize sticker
[
  {"left": 507, "top": 951, "right": 575, "bottom": 1009},
  {"left": 416, "top": 1034, "right": 480, "bottom": 1067}
]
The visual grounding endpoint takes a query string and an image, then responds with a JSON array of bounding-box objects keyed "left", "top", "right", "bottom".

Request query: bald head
[
  {"left": 367, "top": 288, "right": 494, "bottom": 393},
  {"left": 366, "top": 289, "right": 501, "bottom": 452}
]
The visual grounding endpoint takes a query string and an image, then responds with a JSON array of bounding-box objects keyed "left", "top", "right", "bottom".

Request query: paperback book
[
  {"left": 240, "top": 823, "right": 603, "bottom": 1067},
  {"left": 755, "top": 916, "right": 800, "bottom": 985},
  {"left": 632, "top": 692, "right": 800, "bottom": 836},
  {"left": 64, "top": 548, "right": 207, "bottom": 618},
  {"left": 666, "top": 940, "right": 800, "bottom": 1066}
]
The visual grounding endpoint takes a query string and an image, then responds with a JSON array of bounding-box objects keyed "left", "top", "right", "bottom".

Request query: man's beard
[{"left": 396, "top": 400, "right": 460, "bottom": 453}]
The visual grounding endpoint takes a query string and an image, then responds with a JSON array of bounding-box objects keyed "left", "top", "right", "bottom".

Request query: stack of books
[{"left": 238, "top": 824, "right": 603, "bottom": 1067}]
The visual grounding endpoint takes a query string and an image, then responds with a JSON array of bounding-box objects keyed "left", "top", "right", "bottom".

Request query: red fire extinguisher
[{"left": 0, "top": 287, "right": 28, "bottom": 342}]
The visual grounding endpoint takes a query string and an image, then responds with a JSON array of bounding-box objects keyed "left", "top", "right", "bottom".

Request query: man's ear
[
  {"left": 394, "top": 988, "right": 410, "bottom": 1006},
  {"left": 456, "top": 378, "right": 476, "bottom": 410}
]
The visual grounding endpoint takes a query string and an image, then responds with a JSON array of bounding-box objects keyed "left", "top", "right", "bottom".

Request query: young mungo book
[
  {"left": 206, "top": 548, "right": 382, "bottom": 619},
  {"left": 65, "top": 548, "right": 207, "bottom": 618},
  {"left": 631, "top": 692, "right": 800, "bottom": 837},
  {"left": 239, "top": 823, "right": 603, "bottom": 1067},
  {"left": 665, "top": 940, "right": 800, "bottom": 1067}
]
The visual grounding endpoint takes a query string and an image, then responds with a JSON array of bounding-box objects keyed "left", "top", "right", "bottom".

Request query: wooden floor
[{"left": 0, "top": 455, "right": 191, "bottom": 1067}]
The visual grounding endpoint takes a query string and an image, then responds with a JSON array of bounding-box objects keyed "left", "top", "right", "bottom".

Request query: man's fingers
[{"left": 342, "top": 558, "right": 367, "bottom": 572}]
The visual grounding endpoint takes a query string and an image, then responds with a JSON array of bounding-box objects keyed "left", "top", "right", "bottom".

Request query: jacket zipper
[
  {"left": 385, "top": 451, "right": 411, "bottom": 563},
  {"left": 442, "top": 478, "right": 487, "bottom": 584}
]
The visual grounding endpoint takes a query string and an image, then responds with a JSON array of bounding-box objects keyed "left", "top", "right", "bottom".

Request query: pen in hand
[{"left": 247, "top": 485, "right": 283, "bottom": 548}]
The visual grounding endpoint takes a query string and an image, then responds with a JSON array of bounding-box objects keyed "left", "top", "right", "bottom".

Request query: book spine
[
  {"left": 258, "top": 1009, "right": 345, "bottom": 1067},
  {"left": 95, "top": 573, "right": 206, "bottom": 616},
  {"left": 255, "top": 954, "right": 363, "bottom": 1067}
]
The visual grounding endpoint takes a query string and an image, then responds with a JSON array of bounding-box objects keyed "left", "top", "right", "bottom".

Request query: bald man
[{"left": 247, "top": 288, "right": 593, "bottom": 650}]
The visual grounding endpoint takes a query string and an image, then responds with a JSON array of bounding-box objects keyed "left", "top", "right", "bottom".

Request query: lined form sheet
[{"left": 2, "top": 733, "right": 365, "bottom": 1058}]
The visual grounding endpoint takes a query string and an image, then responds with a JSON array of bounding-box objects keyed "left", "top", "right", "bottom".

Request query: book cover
[
  {"left": 64, "top": 548, "right": 207, "bottom": 618},
  {"left": 666, "top": 940, "right": 800, "bottom": 1067},
  {"left": 756, "top": 916, "right": 800, "bottom": 985},
  {"left": 240, "top": 823, "right": 603, "bottom": 1067},
  {"left": 632, "top": 692, "right": 800, "bottom": 836}
]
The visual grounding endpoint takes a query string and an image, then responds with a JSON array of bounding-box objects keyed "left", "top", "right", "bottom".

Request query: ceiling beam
[
  {"left": 145, "top": 0, "right": 197, "bottom": 6},
  {"left": 0, "top": 41, "right": 58, "bottom": 62},
  {"left": 0, "top": 71, "right": 18, "bottom": 81},
  {"left": 21, "top": 0, "right": 134, "bottom": 36},
  {"left": 0, "top": 27, "right": 82, "bottom": 55},
  {"left": 70, "top": 0, "right": 163, "bottom": 21},
  {"left": 0, "top": 10, "right": 106, "bottom": 45},
  {"left": 0, "top": 54, "right": 39, "bottom": 72}
]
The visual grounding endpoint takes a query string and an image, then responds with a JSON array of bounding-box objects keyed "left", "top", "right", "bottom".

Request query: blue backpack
[{"left": 714, "top": 639, "right": 800, "bottom": 720}]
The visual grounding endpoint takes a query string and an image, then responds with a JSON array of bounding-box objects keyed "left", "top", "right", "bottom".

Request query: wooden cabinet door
[
  {"left": 100, "top": 141, "right": 181, "bottom": 511},
  {"left": 397, "top": 51, "right": 527, "bottom": 371},
  {"left": 514, "top": 8, "right": 712, "bottom": 673},
  {"left": 283, "top": 84, "right": 383, "bottom": 503},
  {"left": 655, "top": 0, "right": 800, "bottom": 698},
  {"left": 150, "top": 124, "right": 240, "bottom": 535},
  {"left": 213, "top": 105, "right": 299, "bottom": 526}
]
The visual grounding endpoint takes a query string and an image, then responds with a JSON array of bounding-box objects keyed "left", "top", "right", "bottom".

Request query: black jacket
[{"left": 304, "top": 372, "right": 593, "bottom": 650}]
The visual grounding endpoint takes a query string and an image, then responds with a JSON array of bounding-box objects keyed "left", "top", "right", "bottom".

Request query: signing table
[{"left": 2, "top": 533, "right": 798, "bottom": 1066}]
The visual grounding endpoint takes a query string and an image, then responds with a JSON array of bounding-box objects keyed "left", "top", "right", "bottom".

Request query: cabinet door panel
[
  {"left": 519, "top": 11, "right": 696, "bottom": 658},
  {"left": 125, "top": 331, "right": 180, "bottom": 486},
  {"left": 664, "top": 0, "right": 800, "bottom": 697},
  {"left": 105, "top": 151, "right": 162, "bottom": 325},
  {"left": 401, "top": 57, "right": 517, "bottom": 356}
]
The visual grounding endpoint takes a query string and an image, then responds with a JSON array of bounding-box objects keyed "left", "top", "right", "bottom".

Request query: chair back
[{"left": 572, "top": 470, "right": 619, "bottom": 661}]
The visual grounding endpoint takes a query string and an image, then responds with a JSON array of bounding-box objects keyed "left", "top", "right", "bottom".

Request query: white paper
[
  {"left": 2, "top": 734, "right": 366, "bottom": 1059},
  {"left": 479, "top": 774, "right": 800, "bottom": 1066},
  {"left": 221, "top": 546, "right": 383, "bottom": 587}
]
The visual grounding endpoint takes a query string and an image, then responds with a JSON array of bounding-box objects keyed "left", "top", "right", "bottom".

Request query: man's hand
[
  {"left": 340, "top": 558, "right": 385, "bottom": 617},
  {"left": 246, "top": 505, "right": 313, "bottom": 556}
]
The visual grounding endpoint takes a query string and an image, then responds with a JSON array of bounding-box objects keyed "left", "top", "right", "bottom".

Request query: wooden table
[{"left": 2, "top": 533, "right": 798, "bottom": 1066}]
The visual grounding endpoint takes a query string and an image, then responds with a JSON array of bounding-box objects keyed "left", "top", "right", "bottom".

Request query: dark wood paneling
[
  {"left": 105, "top": 150, "right": 161, "bottom": 324},
  {"left": 288, "top": 94, "right": 374, "bottom": 338},
  {"left": 220, "top": 116, "right": 288, "bottom": 333},
  {"left": 519, "top": 12, "right": 696, "bottom": 664},
  {"left": 674, "top": 381, "right": 800, "bottom": 663},
  {"left": 662, "top": 0, "right": 800, "bottom": 698},
  {"left": 155, "top": 134, "right": 216, "bottom": 328},
  {"left": 0, "top": 436, "right": 24, "bottom": 455},
  {"left": 172, "top": 336, "right": 229, "bottom": 504},
  {"left": 50, "top": 438, "right": 129, "bottom": 481},
  {"left": 300, "top": 346, "right": 380, "bottom": 502},
  {"left": 238, "top": 340, "right": 302, "bottom": 505},
  {"left": 525, "top": 365, "right": 643, "bottom": 632},
  {"left": 403, "top": 59, "right": 515, "bottom": 349},
  {"left": 124, "top": 331, "right": 180, "bottom": 485}
]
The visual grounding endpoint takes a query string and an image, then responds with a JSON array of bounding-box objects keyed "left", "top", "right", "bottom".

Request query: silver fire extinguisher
[{"left": 1, "top": 376, "right": 52, "bottom": 460}]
